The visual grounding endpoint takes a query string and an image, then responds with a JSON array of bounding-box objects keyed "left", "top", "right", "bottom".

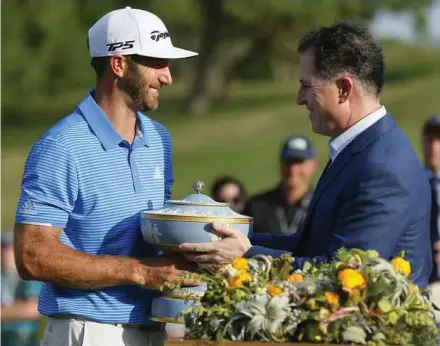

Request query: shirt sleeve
[{"left": 15, "top": 137, "right": 78, "bottom": 229}]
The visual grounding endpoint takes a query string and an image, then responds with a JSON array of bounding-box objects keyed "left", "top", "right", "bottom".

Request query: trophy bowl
[
  {"left": 141, "top": 180, "right": 253, "bottom": 323},
  {"left": 141, "top": 180, "right": 253, "bottom": 252},
  {"left": 150, "top": 296, "right": 201, "bottom": 324}
]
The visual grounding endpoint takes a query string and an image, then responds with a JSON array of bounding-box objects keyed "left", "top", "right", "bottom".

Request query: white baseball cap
[{"left": 88, "top": 7, "right": 198, "bottom": 59}]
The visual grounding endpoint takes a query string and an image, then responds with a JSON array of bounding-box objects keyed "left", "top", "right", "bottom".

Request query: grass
[{"left": 2, "top": 40, "right": 440, "bottom": 230}]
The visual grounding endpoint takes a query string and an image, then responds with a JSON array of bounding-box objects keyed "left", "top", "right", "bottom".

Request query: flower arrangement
[{"left": 183, "top": 249, "right": 439, "bottom": 346}]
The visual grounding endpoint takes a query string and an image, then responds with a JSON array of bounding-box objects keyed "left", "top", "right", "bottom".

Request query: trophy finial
[{"left": 193, "top": 180, "right": 205, "bottom": 194}]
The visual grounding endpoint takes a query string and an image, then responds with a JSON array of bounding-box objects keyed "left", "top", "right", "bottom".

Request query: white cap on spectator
[{"left": 88, "top": 7, "right": 198, "bottom": 59}]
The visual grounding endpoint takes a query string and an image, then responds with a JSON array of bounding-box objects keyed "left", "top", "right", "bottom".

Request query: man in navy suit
[
  {"left": 423, "top": 115, "right": 440, "bottom": 284},
  {"left": 179, "top": 23, "right": 432, "bottom": 288}
]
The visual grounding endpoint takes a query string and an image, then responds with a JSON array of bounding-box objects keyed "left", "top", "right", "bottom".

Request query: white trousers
[{"left": 40, "top": 318, "right": 166, "bottom": 346}]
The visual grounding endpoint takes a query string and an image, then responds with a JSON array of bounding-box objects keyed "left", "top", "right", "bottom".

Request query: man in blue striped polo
[{"left": 13, "top": 7, "right": 198, "bottom": 346}]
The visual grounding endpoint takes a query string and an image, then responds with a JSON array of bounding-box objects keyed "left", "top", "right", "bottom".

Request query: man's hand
[
  {"left": 178, "top": 223, "right": 251, "bottom": 264},
  {"left": 132, "top": 254, "right": 201, "bottom": 289}
]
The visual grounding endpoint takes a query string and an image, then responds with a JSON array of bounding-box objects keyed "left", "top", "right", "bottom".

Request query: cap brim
[{"left": 139, "top": 46, "right": 198, "bottom": 60}]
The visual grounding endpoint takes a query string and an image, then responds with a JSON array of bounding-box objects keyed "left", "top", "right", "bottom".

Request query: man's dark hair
[
  {"left": 90, "top": 57, "right": 110, "bottom": 77},
  {"left": 211, "top": 176, "right": 247, "bottom": 202},
  {"left": 297, "top": 23, "right": 385, "bottom": 95}
]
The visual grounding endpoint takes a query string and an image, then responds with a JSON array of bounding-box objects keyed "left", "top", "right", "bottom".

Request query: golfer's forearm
[
  {"left": 1, "top": 300, "right": 40, "bottom": 321},
  {"left": 19, "top": 242, "right": 139, "bottom": 289}
]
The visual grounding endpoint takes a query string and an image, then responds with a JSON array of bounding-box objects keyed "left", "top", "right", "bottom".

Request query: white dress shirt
[{"left": 328, "top": 106, "right": 387, "bottom": 163}]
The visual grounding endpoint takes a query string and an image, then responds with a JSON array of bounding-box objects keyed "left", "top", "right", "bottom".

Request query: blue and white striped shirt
[{"left": 15, "top": 91, "right": 173, "bottom": 323}]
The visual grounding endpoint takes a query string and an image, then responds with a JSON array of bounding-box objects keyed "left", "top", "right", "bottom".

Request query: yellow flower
[
  {"left": 228, "top": 271, "right": 252, "bottom": 288},
  {"left": 338, "top": 268, "right": 366, "bottom": 292},
  {"left": 231, "top": 258, "right": 248, "bottom": 271},
  {"left": 391, "top": 257, "right": 411, "bottom": 277},
  {"left": 324, "top": 291, "right": 340, "bottom": 312},
  {"left": 287, "top": 273, "right": 304, "bottom": 282},
  {"left": 267, "top": 284, "right": 284, "bottom": 297}
]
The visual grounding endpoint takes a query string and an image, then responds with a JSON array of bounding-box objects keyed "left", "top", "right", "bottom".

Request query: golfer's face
[
  {"left": 118, "top": 56, "right": 172, "bottom": 112},
  {"left": 137, "top": 57, "right": 173, "bottom": 112}
]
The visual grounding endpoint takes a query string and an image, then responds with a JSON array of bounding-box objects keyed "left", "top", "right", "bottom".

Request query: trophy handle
[{"left": 192, "top": 180, "right": 205, "bottom": 194}]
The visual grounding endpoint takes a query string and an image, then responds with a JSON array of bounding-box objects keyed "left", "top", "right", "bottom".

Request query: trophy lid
[
  {"left": 167, "top": 180, "right": 228, "bottom": 207},
  {"left": 143, "top": 180, "right": 250, "bottom": 219}
]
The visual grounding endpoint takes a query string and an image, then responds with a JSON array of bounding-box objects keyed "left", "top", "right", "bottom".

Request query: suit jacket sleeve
[
  {"left": 291, "top": 168, "right": 413, "bottom": 269},
  {"left": 247, "top": 169, "right": 416, "bottom": 268},
  {"left": 247, "top": 233, "right": 301, "bottom": 257}
]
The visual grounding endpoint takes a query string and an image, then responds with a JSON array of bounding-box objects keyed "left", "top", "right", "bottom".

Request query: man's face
[
  {"left": 118, "top": 56, "right": 172, "bottom": 112},
  {"left": 423, "top": 132, "right": 440, "bottom": 172},
  {"left": 296, "top": 51, "right": 341, "bottom": 137},
  {"left": 280, "top": 159, "right": 316, "bottom": 190}
]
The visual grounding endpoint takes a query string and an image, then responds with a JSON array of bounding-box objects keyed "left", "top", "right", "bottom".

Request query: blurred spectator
[
  {"left": 244, "top": 135, "right": 317, "bottom": 234},
  {"left": 211, "top": 176, "right": 247, "bottom": 214},
  {"left": 423, "top": 115, "right": 440, "bottom": 284},
  {"left": 1, "top": 232, "right": 42, "bottom": 346}
]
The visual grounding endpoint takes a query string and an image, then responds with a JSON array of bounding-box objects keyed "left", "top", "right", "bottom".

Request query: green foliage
[
  {"left": 1, "top": 0, "right": 436, "bottom": 124},
  {"left": 342, "top": 325, "right": 367, "bottom": 345},
  {"left": 184, "top": 249, "right": 439, "bottom": 345}
]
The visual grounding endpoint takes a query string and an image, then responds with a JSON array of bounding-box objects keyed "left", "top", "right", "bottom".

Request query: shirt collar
[
  {"left": 328, "top": 106, "right": 387, "bottom": 162},
  {"left": 135, "top": 116, "right": 150, "bottom": 147},
  {"left": 78, "top": 90, "right": 149, "bottom": 150}
]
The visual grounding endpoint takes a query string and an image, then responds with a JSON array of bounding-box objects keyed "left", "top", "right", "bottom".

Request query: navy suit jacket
[{"left": 249, "top": 114, "right": 432, "bottom": 288}]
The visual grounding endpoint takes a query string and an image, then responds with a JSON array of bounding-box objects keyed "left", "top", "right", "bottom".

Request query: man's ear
[
  {"left": 108, "top": 55, "right": 126, "bottom": 78},
  {"left": 335, "top": 75, "right": 353, "bottom": 104}
]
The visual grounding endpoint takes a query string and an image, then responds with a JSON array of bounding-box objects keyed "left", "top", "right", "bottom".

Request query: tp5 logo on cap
[{"left": 106, "top": 40, "right": 135, "bottom": 52}]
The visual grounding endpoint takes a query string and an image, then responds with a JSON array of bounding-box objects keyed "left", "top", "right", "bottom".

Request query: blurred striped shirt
[{"left": 15, "top": 91, "right": 173, "bottom": 323}]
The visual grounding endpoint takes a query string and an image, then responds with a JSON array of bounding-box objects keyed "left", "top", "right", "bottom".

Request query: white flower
[
  {"left": 228, "top": 294, "right": 290, "bottom": 341},
  {"left": 247, "top": 255, "right": 273, "bottom": 275}
]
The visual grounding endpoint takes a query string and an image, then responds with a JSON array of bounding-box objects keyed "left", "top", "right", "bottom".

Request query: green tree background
[{"left": 2, "top": 0, "right": 440, "bottom": 230}]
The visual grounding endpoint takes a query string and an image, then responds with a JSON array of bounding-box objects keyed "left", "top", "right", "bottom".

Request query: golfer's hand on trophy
[
  {"left": 178, "top": 222, "right": 251, "bottom": 264},
  {"left": 132, "top": 254, "right": 201, "bottom": 289}
]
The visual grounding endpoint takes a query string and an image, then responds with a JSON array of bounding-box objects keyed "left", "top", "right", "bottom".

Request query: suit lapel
[
  {"left": 301, "top": 152, "right": 352, "bottom": 231},
  {"left": 300, "top": 114, "right": 396, "bottom": 233}
]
